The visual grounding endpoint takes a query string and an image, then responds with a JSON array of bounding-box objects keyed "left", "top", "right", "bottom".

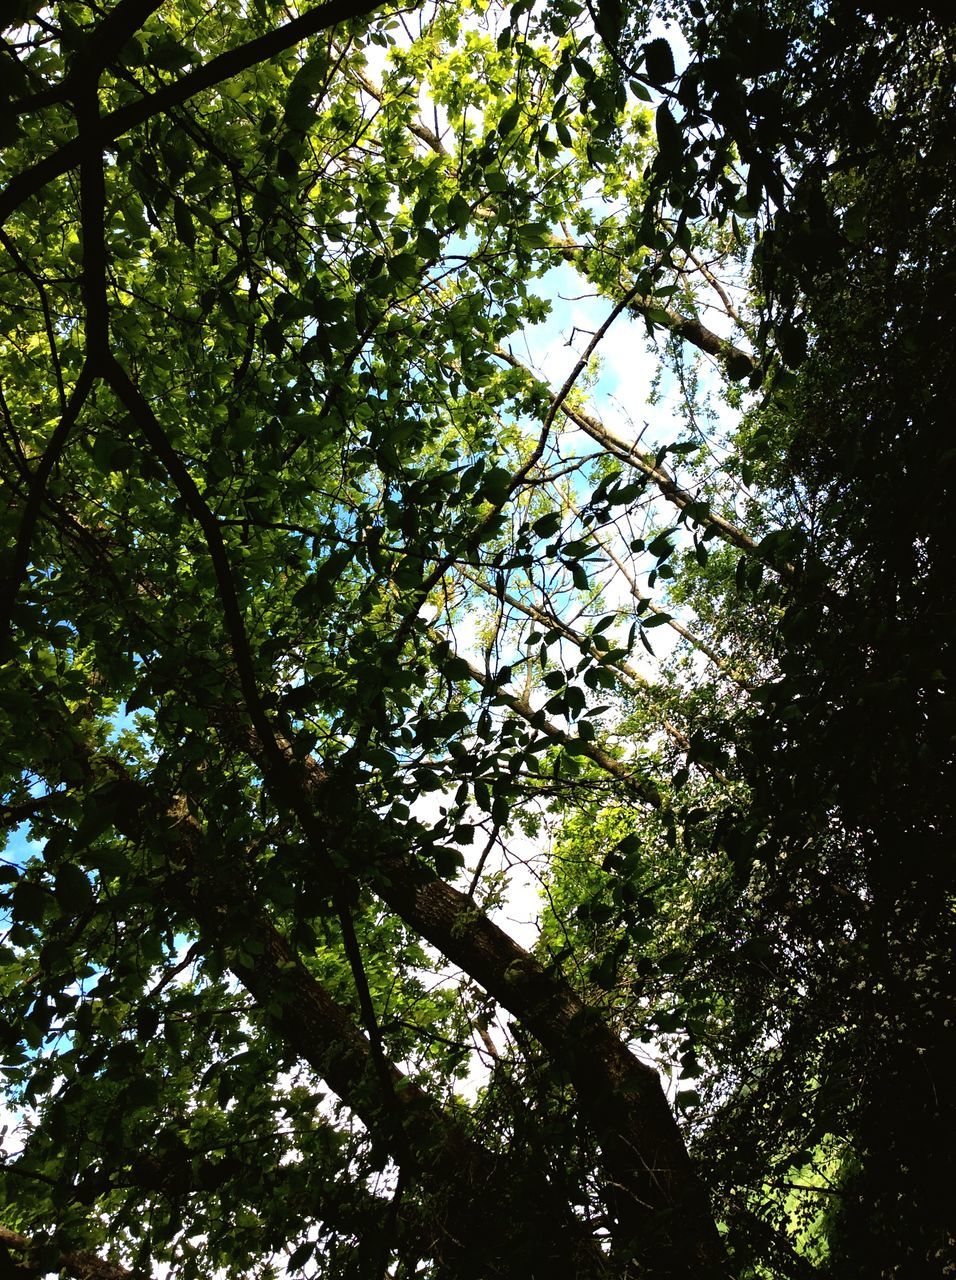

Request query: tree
[{"left": 0, "top": 1, "right": 952, "bottom": 1278}]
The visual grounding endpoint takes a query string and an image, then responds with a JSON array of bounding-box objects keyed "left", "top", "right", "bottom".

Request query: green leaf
[
  {"left": 533, "top": 511, "right": 563, "bottom": 537},
  {"left": 655, "top": 104, "right": 683, "bottom": 160},
  {"left": 647, "top": 531, "right": 675, "bottom": 559},
  {"left": 596, "top": 0, "right": 622, "bottom": 46},
  {"left": 569, "top": 560, "right": 589, "bottom": 591},
  {"left": 388, "top": 252, "right": 419, "bottom": 280},
  {"left": 54, "top": 863, "right": 94, "bottom": 912},
  {"left": 497, "top": 101, "right": 521, "bottom": 136},
  {"left": 135, "top": 1005, "right": 161, "bottom": 1041},
  {"left": 12, "top": 880, "right": 48, "bottom": 926},
  {"left": 516, "top": 221, "right": 552, "bottom": 248},
  {"left": 173, "top": 196, "right": 195, "bottom": 248},
  {"left": 440, "top": 834, "right": 468, "bottom": 872},
  {"left": 288, "top": 1241, "right": 315, "bottom": 1270},
  {"left": 491, "top": 793, "right": 510, "bottom": 825},
  {"left": 644, "top": 38, "right": 675, "bottom": 84},
  {"left": 284, "top": 55, "right": 327, "bottom": 130},
  {"left": 485, "top": 169, "right": 510, "bottom": 193},
  {"left": 448, "top": 194, "right": 471, "bottom": 230},
  {"left": 416, "top": 226, "right": 441, "bottom": 257}
]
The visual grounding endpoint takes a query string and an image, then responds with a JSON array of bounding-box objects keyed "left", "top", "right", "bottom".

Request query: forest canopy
[{"left": 0, "top": 1, "right": 953, "bottom": 1278}]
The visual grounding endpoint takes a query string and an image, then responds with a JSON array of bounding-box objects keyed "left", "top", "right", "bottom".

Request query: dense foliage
[{"left": 1, "top": 1, "right": 952, "bottom": 1277}]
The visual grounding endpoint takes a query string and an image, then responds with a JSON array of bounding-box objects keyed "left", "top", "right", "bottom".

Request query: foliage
[{"left": 0, "top": 1, "right": 952, "bottom": 1278}]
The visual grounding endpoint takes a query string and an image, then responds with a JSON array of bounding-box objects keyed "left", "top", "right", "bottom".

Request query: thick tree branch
[
  {"left": 10, "top": 0, "right": 166, "bottom": 114},
  {"left": 69, "top": 0, "right": 167, "bottom": 87},
  {"left": 76, "top": 89, "right": 109, "bottom": 362},
  {"left": 348, "top": 60, "right": 446, "bottom": 153},
  {"left": 557, "top": 237, "right": 756, "bottom": 374},
  {"left": 637, "top": 295, "right": 755, "bottom": 374},
  {"left": 368, "top": 824, "right": 729, "bottom": 1278}
]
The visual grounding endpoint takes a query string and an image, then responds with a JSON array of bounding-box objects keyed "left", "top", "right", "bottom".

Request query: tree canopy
[{"left": 1, "top": 1, "right": 953, "bottom": 1278}]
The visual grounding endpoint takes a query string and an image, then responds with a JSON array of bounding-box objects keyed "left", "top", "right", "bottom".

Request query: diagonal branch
[
  {"left": 68, "top": 0, "right": 167, "bottom": 88},
  {"left": 358, "top": 808, "right": 729, "bottom": 1278},
  {"left": 458, "top": 566, "right": 696, "bottom": 751},
  {"left": 10, "top": 0, "right": 167, "bottom": 114},
  {"left": 103, "top": 354, "right": 402, "bottom": 1141},
  {"left": 347, "top": 59, "right": 446, "bottom": 153},
  {"left": 582, "top": 514, "right": 752, "bottom": 689},
  {"left": 540, "top": 281, "right": 644, "bottom": 440}
]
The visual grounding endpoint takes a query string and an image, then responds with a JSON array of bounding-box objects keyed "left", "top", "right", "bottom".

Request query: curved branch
[{"left": 0, "top": 230, "right": 67, "bottom": 411}]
